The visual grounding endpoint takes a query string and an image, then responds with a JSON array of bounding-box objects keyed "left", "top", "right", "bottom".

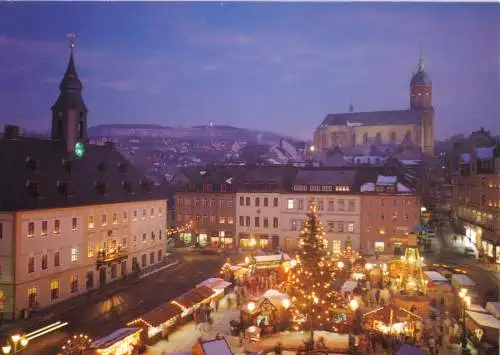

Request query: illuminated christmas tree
[{"left": 287, "top": 202, "right": 346, "bottom": 344}]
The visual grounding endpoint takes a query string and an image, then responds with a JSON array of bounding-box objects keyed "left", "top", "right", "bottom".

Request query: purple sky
[{"left": 0, "top": 3, "right": 498, "bottom": 140}]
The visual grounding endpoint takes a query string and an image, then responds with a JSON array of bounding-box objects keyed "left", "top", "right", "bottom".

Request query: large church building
[{"left": 313, "top": 54, "right": 435, "bottom": 156}]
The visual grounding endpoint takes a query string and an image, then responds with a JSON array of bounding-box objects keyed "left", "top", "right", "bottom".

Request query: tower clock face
[{"left": 74, "top": 141, "right": 85, "bottom": 158}]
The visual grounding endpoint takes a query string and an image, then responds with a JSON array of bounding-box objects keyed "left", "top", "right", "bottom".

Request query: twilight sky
[{"left": 0, "top": 3, "right": 498, "bottom": 140}]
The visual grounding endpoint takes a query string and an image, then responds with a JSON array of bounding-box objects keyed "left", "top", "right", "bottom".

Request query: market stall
[
  {"left": 486, "top": 302, "right": 500, "bottom": 319},
  {"left": 83, "top": 328, "right": 142, "bottom": 355},
  {"left": 465, "top": 310, "right": 500, "bottom": 346},
  {"left": 170, "top": 285, "right": 216, "bottom": 323},
  {"left": 126, "top": 302, "right": 183, "bottom": 343},
  {"left": 363, "top": 304, "right": 422, "bottom": 336},
  {"left": 340, "top": 280, "right": 358, "bottom": 298},
  {"left": 197, "top": 278, "right": 233, "bottom": 301},
  {"left": 240, "top": 289, "right": 291, "bottom": 335}
]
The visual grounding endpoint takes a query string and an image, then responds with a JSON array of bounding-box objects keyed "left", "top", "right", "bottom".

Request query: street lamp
[
  {"left": 459, "top": 289, "right": 471, "bottom": 354},
  {"left": 2, "top": 334, "right": 28, "bottom": 354}
]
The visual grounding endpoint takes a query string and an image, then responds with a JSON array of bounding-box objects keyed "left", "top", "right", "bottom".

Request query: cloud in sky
[{"left": 0, "top": 3, "right": 498, "bottom": 139}]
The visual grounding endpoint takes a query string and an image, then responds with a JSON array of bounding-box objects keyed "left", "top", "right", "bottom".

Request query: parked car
[{"left": 464, "top": 247, "right": 476, "bottom": 258}]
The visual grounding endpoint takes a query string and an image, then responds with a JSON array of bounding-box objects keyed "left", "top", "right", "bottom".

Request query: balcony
[{"left": 96, "top": 245, "right": 128, "bottom": 269}]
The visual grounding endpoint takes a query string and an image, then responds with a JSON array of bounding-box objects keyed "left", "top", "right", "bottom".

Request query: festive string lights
[
  {"left": 286, "top": 202, "right": 347, "bottom": 335},
  {"left": 166, "top": 221, "right": 194, "bottom": 236}
]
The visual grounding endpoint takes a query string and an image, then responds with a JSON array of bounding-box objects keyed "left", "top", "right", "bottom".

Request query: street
[
  {"left": 429, "top": 216, "right": 500, "bottom": 301},
  {"left": 20, "top": 252, "right": 226, "bottom": 355}
]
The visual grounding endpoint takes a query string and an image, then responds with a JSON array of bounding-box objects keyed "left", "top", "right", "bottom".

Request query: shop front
[
  {"left": 179, "top": 232, "right": 193, "bottom": 245},
  {"left": 210, "top": 231, "right": 234, "bottom": 248},
  {"left": 480, "top": 230, "right": 498, "bottom": 264},
  {"left": 465, "top": 310, "right": 500, "bottom": 346},
  {"left": 238, "top": 233, "right": 270, "bottom": 249}
]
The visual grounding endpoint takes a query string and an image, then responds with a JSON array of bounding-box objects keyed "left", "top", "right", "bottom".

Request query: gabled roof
[
  {"left": 320, "top": 110, "right": 420, "bottom": 127},
  {"left": 0, "top": 136, "right": 167, "bottom": 211}
]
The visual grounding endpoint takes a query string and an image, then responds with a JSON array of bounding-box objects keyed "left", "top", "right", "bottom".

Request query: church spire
[
  {"left": 59, "top": 33, "right": 82, "bottom": 92},
  {"left": 417, "top": 43, "right": 424, "bottom": 72}
]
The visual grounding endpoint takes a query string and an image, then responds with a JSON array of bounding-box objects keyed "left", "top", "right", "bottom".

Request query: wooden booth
[
  {"left": 240, "top": 289, "right": 291, "bottom": 337},
  {"left": 83, "top": 328, "right": 142, "bottom": 355},
  {"left": 171, "top": 285, "right": 216, "bottom": 323},
  {"left": 465, "top": 311, "right": 500, "bottom": 346},
  {"left": 197, "top": 278, "right": 233, "bottom": 302},
  {"left": 126, "top": 302, "right": 183, "bottom": 344},
  {"left": 363, "top": 304, "right": 422, "bottom": 337}
]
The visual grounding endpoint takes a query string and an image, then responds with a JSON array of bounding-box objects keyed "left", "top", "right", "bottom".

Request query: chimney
[{"left": 4, "top": 125, "right": 20, "bottom": 140}]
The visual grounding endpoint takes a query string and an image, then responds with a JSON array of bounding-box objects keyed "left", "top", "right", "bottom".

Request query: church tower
[
  {"left": 410, "top": 46, "right": 434, "bottom": 156},
  {"left": 51, "top": 36, "right": 88, "bottom": 154}
]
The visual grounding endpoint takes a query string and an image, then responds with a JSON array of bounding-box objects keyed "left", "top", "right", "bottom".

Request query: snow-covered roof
[
  {"left": 397, "top": 182, "right": 413, "bottom": 193},
  {"left": 199, "top": 337, "right": 233, "bottom": 355},
  {"left": 468, "top": 304, "right": 488, "bottom": 314},
  {"left": 460, "top": 153, "right": 471, "bottom": 164},
  {"left": 254, "top": 253, "right": 291, "bottom": 263},
  {"left": 486, "top": 302, "right": 500, "bottom": 318},
  {"left": 401, "top": 159, "right": 421, "bottom": 166},
  {"left": 197, "top": 278, "right": 229, "bottom": 290},
  {"left": 451, "top": 274, "right": 476, "bottom": 287},
  {"left": 341, "top": 280, "right": 358, "bottom": 293},
  {"left": 476, "top": 146, "right": 495, "bottom": 160},
  {"left": 360, "top": 182, "right": 375, "bottom": 192},
  {"left": 376, "top": 175, "right": 397, "bottom": 185},
  {"left": 263, "top": 289, "right": 287, "bottom": 299},
  {"left": 466, "top": 311, "right": 500, "bottom": 329},
  {"left": 89, "top": 328, "right": 141, "bottom": 349},
  {"left": 424, "top": 271, "right": 448, "bottom": 283}
]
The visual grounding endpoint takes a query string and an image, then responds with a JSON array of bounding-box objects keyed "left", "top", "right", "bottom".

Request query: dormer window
[
  {"left": 95, "top": 181, "right": 107, "bottom": 195},
  {"left": 25, "top": 181, "right": 42, "bottom": 199},
  {"left": 56, "top": 181, "right": 73, "bottom": 198},
  {"left": 122, "top": 181, "right": 133, "bottom": 194},
  {"left": 25, "top": 157, "right": 40, "bottom": 172},
  {"left": 118, "top": 162, "right": 128, "bottom": 173},
  {"left": 97, "top": 162, "right": 108, "bottom": 173}
]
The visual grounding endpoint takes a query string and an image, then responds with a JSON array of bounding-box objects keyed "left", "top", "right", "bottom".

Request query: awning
[
  {"left": 173, "top": 286, "right": 215, "bottom": 309},
  {"left": 466, "top": 311, "right": 500, "bottom": 329},
  {"left": 128, "top": 302, "right": 183, "bottom": 328}
]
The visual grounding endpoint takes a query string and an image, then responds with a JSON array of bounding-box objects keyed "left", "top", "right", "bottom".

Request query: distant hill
[{"left": 88, "top": 124, "right": 302, "bottom": 145}]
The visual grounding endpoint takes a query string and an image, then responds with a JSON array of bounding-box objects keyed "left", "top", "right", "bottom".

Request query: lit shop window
[
  {"left": 50, "top": 280, "right": 59, "bottom": 301},
  {"left": 374, "top": 242, "right": 385, "bottom": 252}
]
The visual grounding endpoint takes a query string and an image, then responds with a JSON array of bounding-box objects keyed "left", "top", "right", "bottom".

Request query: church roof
[
  {"left": 0, "top": 134, "right": 167, "bottom": 211},
  {"left": 410, "top": 70, "right": 432, "bottom": 86},
  {"left": 320, "top": 109, "right": 420, "bottom": 127},
  {"left": 52, "top": 49, "right": 88, "bottom": 112}
]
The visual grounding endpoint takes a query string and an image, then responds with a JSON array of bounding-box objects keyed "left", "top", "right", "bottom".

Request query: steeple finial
[
  {"left": 67, "top": 32, "right": 76, "bottom": 52},
  {"left": 418, "top": 43, "right": 424, "bottom": 72}
]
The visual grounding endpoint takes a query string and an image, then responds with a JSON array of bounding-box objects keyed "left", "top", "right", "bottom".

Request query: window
[
  {"left": 150, "top": 252, "right": 155, "bottom": 264},
  {"left": 41, "top": 254, "right": 48, "bottom": 270},
  {"left": 348, "top": 200, "right": 355, "bottom": 212},
  {"left": 327, "top": 200, "right": 334, "bottom": 211},
  {"left": 245, "top": 216, "right": 250, "bottom": 227},
  {"left": 219, "top": 200, "right": 224, "bottom": 208},
  {"left": 158, "top": 207, "right": 163, "bottom": 216},
  {"left": 158, "top": 230, "right": 162, "bottom": 240},
  {"left": 239, "top": 216, "right": 244, "bottom": 226},
  {"left": 39, "top": 221, "right": 48, "bottom": 236},
  {"left": 273, "top": 217, "right": 279, "bottom": 228},
  {"left": 208, "top": 199, "right": 214, "bottom": 208},
  {"left": 87, "top": 241, "right": 94, "bottom": 258},
  {"left": 112, "top": 213, "right": 118, "bottom": 225},
  {"left": 246, "top": 197, "right": 251, "bottom": 206},
  {"left": 88, "top": 216, "right": 94, "bottom": 229},
  {"left": 28, "top": 222, "right": 35, "bottom": 238},
  {"left": 317, "top": 201, "right": 324, "bottom": 211},
  {"left": 291, "top": 220, "right": 297, "bottom": 231},
  {"left": 298, "top": 199, "right": 304, "bottom": 210},
  {"left": 141, "top": 254, "right": 147, "bottom": 267},
  {"left": 392, "top": 199, "right": 397, "bottom": 207},
  {"left": 158, "top": 250, "right": 162, "bottom": 261},
  {"left": 327, "top": 222, "right": 335, "bottom": 232},
  {"left": 376, "top": 132, "right": 382, "bottom": 143},
  {"left": 273, "top": 197, "right": 279, "bottom": 207},
  {"left": 28, "top": 256, "right": 35, "bottom": 273},
  {"left": 50, "top": 280, "right": 59, "bottom": 301},
  {"left": 219, "top": 216, "right": 226, "bottom": 224},
  {"left": 263, "top": 217, "right": 269, "bottom": 228},
  {"left": 337, "top": 200, "right": 345, "bottom": 211},
  {"left": 287, "top": 199, "right": 294, "bottom": 209},
  {"left": 332, "top": 240, "right": 341, "bottom": 255},
  {"left": 374, "top": 242, "right": 385, "bottom": 252},
  {"left": 70, "top": 275, "right": 78, "bottom": 293},
  {"left": 101, "top": 214, "right": 107, "bottom": 226},
  {"left": 71, "top": 217, "right": 77, "bottom": 231},
  {"left": 133, "top": 210, "right": 138, "bottom": 220},
  {"left": 142, "top": 209, "right": 147, "bottom": 218},
  {"left": 337, "top": 222, "right": 344, "bottom": 232},
  {"left": 255, "top": 217, "right": 260, "bottom": 228},
  {"left": 203, "top": 199, "right": 208, "bottom": 208},
  {"left": 240, "top": 196, "right": 244, "bottom": 206},
  {"left": 54, "top": 220, "right": 61, "bottom": 234},
  {"left": 111, "top": 264, "right": 117, "bottom": 279},
  {"left": 28, "top": 287, "right": 38, "bottom": 308},
  {"left": 380, "top": 213, "right": 385, "bottom": 220},
  {"left": 255, "top": 197, "right": 260, "bottom": 207},
  {"left": 54, "top": 251, "right": 60, "bottom": 267},
  {"left": 151, "top": 231, "right": 155, "bottom": 241},
  {"left": 71, "top": 247, "right": 78, "bottom": 262},
  {"left": 264, "top": 198, "right": 269, "bottom": 207},
  {"left": 347, "top": 223, "right": 355, "bottom": 233},
  {"left": 228, "top": 216, "right": 234, "bottom": 224},
  {"left": 392, "top": 212, "right": 398, "bottom": 221},
  {"left": 363, "top": 133, "right": 368, "bottom": 144},
  {"left": 209, "top": 215, "right": 215, "bottom": 223},
  {"left": 123, "top": 211, "right": 128, "bottom": 223},
  {"left": 227, "top": 200, "right": 232, "bottom": 208}
]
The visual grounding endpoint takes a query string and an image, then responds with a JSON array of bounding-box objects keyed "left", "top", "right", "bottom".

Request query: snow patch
[
  {"left": 397, "top": 182, "right": 412, "bottom": 193},
  {"left": 376, "top": 175, "right": 397, "bottom": 185},
  {"left": 476, "top": 146, "right": 495, "bottom": 160}
]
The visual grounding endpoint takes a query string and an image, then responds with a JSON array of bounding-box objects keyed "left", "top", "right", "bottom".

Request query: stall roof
[
  {"left": 254, "top": 253, "right": 291, "bottom": 263},
  {"left": 129, "top": 302, "right": 183, "bottom": 328},
  {"left": 468, "top": 304, "right": 488, "bottom": 314},
  {"left": 195, "top": 285, "right": 217, "bottom": 299},
  {"left": 451, "top": 274, "right": 475, "bottom": 287},
  {"left": 198, "top": 278, "right": 232, "bottom": 291},
  {"left": 395, "top": 344, "right": 426, "bottom": 355},
  {"left": 88, "top": 328, "right": 141, "bottom": 349},
  {"left": 424, "top": 271, "right": 448, "bottom": 283},
  {"left": 174, "top": 286, "right": 213, "bottom": 309},
  {"left": 466, "top": 311, "right": 500, "bottom": 329},
  {"left": 486, "top": 302, "right": 500, "bottom": 318},
  {"left": 197, "top": 337, "right": 233, "bottom": 355},
  {"left": 341, "top": 280, "right": 358, "bottom": 293}
]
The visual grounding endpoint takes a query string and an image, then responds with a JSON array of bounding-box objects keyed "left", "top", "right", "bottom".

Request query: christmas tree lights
[{"left": 286, "top": 202, "right": 347, "bottom": 339}]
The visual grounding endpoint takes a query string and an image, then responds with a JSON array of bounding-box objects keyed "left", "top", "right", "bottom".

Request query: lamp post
[
  {"left": 458, "top": 288, "right": 471, "bottom": 354},
  {"left": 2, "top": 334, "right": 28, "bottom": 354}
]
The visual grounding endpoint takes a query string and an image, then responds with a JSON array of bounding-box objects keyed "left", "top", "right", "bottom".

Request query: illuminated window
[
  {"left": 374, "top": 242, "right": 385, "bottom": 252},
  {"left": 54, "top": 220, "right": 61, "bottom": 234},
  {"left": 88, "top": 216, "right": 94, "bottom": 229},
  {"left": 70, "top": 275, "right": 78, "bottom": 293},
  {"left": 332, "top": 240, "right": 341, "bottom": 255},
  {"left": 87, "top": 241, "right": 94, "bottom": 258},
  {"left": 347, "top": 223, "right": 355, "bottom": 233},
  {"left": 287, "top": 199, "right": 294, "bottom": 209},
  {"left": 71, "top": 247, "right": 78, "bottom": 262},
  {"left": 123, "top": 211, "right": 128, "bottom": 223},
  {"left": 72, "top": 217, "right": 77, "bottom": 231},
  {"left": 219, "top": 216, "right": 226, "bottom": 224},
  {"left": 28, "top": 287, "right": 38, "bottom": 308},
  {"left": 27, "top": 222, "right": 35, "bottom": 238},
  {"left": 50, "top": 280, "right": 59, "bottom": 301},
  {"left": 101, "top": 214, "right": 107, "bottom": 226},
  {"left": 112, "top": 213, "right": 118, "bottom": 225},
  {"left": 41, "top": 221, "right": 48, "bottom": 236},
  {"left": 227, "top": 216, "right": 234, "bottom": 224}
]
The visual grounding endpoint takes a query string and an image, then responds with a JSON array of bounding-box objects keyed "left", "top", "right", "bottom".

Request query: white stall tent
[
  {"left": 486, "top": 302, "right": 500, "bottom": 319},
  {"left": 466, "top": 311, "right": 500, "bottom": 330},
  {"left": 341, "top": 280, "right": 359, "bottom": 294},
  {"left": 468, "top": 304, "right": 488, "bottom": 314},
  {"left": 451, "top": 274, "right": 476, "bottom": 288},
  {"left": 424, "top": 271, "right": 448, "bottom": 284},
  {"left": 197, "top": 337, "right": 233, "bottom": 355}
]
